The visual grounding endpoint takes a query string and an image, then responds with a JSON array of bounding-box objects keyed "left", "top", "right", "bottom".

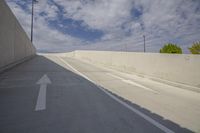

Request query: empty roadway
[{"left": 0, "top": 54, "right": 199, "bottom": 133}]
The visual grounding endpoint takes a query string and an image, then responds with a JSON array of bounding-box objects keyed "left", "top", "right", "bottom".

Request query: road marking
[
  {"left": 58, "top": 57, "right": 93, "bottom": 82},
  {"left": 58, "top": 57, "right": 174, "bottom": 133},
  {"left": 97, "top": 86, "right": 174, "bottom": 133},
  {"left": 107, "top": 73, "right": 158, "bottom": 94},
  {"left": 35, "top": 74, "right": 51, "bottom": 111}
]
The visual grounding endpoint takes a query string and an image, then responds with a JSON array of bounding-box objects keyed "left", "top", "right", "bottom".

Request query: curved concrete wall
[
  {"left": 0, "top": 0, "right": 36, "bottom": 71},
  {"left": 71, "top": 50, "right": 200, "bottom": 87}
]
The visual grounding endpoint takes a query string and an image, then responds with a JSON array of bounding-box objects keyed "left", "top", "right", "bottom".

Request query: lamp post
[
  {"left": 143, "top": 35, "right": 146, "bottom": 52},
  {"left": 31, "top": 0, "right": 38, "bottom": 43},
  {"left": 125, "top": 43, "right": 127, "bottom": 52}
]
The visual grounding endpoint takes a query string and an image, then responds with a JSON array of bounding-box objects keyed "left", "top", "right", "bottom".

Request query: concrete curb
[{"left": 0, "top": 54, "right": 36, "bottom": 74}]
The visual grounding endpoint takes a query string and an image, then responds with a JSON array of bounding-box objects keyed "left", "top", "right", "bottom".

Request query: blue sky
[{"left": 6, "top": 0, "right": 200, "bottom": 53}]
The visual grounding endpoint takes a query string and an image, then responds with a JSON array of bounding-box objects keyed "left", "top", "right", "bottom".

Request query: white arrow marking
[{"left": 35, "top": 74, "right": 51, "bottom": 111}]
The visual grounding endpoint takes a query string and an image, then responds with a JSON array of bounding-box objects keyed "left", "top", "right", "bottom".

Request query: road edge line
[{"left": 58, "top": 57, "right": 174, "bottom": 133}]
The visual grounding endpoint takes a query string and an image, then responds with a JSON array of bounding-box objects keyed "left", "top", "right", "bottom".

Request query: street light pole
[
  {"left": 125, "top": 43, "right": 127, "bottom": 52},
  {"left": 143, "top": 35, "right": 146, "bottom": 52},
  {"left": 31, "top": 0, "right": 34, "bottom": 43},
  {"left": 31, "top": 0, "right": 38, "bottom": 43}
]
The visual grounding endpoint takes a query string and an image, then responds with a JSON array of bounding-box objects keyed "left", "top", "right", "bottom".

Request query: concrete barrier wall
[
  {"left": 70, "top": 50, "right": 200, "bottom": 87},
  {"left": 0, "top": 0, "right": 36, "bottom": 71}
]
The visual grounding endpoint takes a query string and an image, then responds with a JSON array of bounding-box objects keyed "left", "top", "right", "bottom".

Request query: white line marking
[
  {"left": 107, "top": 73, "right": 158, "bottom": 94},
  {"left": 35, "top": 74, "right": 51, "bottom": 111},
  {"left": 59, "top": 57, "right": 93, "bottom": 82},
  {"left": 97, "top": 86, "right": 174, "bottom": 133},
  {"left": 58, "top": 57, "right": 174, "bottom": 133}
]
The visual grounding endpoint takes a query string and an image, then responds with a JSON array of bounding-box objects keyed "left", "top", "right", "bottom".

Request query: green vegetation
[
  {"left": 160, "top": 43, "right": 182, "bottom": 54},
  {"left": 188, "top": 41, "right": 200, "bottom": 54}
]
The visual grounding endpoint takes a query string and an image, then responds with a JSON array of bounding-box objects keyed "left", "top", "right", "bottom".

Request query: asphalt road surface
[{"left": 0, "top": 55, "right": 199, "bottom": 133}]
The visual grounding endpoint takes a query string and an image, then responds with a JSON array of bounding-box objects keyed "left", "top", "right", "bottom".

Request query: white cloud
[
  {"left": 6, "top": 0, "right": 83, "bottom": 52},
  {"left": 55, "top": 0, "right": 133, "bottom": 31},
  {"left": 35, "top": 0, "right": 58, "bottom": 19},
  {"left": 5, "top": 0, "right": 200, "bottom": 53},
  {"left": 83, "top": 0, "right": 200, "bottom": 53}
]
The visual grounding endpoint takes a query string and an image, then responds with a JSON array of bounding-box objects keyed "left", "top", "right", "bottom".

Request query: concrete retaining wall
[
  {"left": 70, "top": 50, "right": 200, "bottom": 87},
  {"left": 0, "top": 0, "right": 36, "bottom": 72}
]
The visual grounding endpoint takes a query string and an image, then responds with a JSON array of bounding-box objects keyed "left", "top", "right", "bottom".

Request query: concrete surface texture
[
  {"left": 59, "top": 55, "right": 200, "bottom": 133},
  {"left": 1, "top": 54, "right": 199, "bottom": 133},
  {"left": 65, "top": 50, "right": 200, "bottom": 87},
  {"left": 0, "top": 0, "right": 36, "bottom": 71}
]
